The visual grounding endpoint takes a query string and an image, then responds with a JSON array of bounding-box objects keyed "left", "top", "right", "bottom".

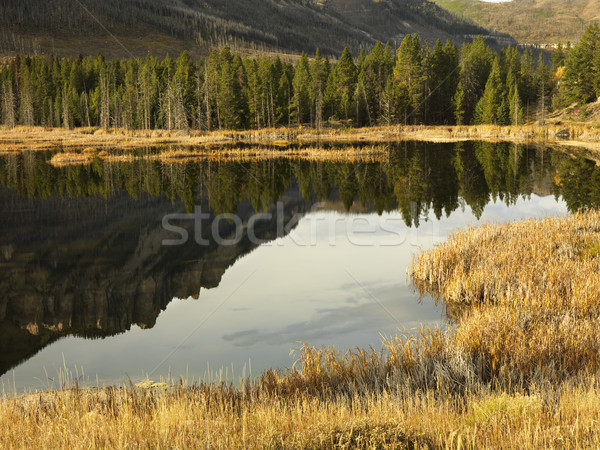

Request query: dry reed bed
[
  {"left": 5, "top": 124, "right": 600, "bottom": 156},
  {"left": 410, "top": 210, "right": 600, "bottom": 381},
  {"left": 48, "top": 145, "right": 389, "bottom": 166},
  {"left": 2, "top": 349, "right": 600, "bottom": 448}
]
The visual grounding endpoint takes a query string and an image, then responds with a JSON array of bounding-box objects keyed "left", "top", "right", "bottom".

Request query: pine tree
[
  {"left": 19, "top": 63, "right": 34, "bottom": 126},
  {"left": 453, "top": 79, "right": 465, "bottom": 125},
  {"left": 508, "top": 82, "right": 523, "bottom": 125},
  {"left": 552, "top": 43, "right": 565, "bottom": 71},
  {"left": 456, "top": 36, "right": 494, "bottom": 124},
  {"left": 535, "top": 53, "right": 551, "bottom": 124},
  {"left": 334, "top": 47, "right": 356, "bottom": 121},
  {"left": 138, "top": 56, "right": 158, "bottom": 130},
  {"left": 560, "top": 23, "right": 600, "bottom": 104},
  {"left": 394, "top": 34, "right": 425, "bottom": 124},
  {"left": 478, "top": 57, "right": 504, "bottom": 124},
  {"left": 428, "top": 39, "right": 459, "bottom": 124},
  {"left": 276, "top": 71, "right": 291, "bottom": 127},
  {"left": 310, "top": 49, "right": 328, "bottom": 131},
  {"left": 204, "top": 50, "right": 220, "bottom": 131},
  {"left": 292, "top": 53, "right": 311, "bottom": 125}
]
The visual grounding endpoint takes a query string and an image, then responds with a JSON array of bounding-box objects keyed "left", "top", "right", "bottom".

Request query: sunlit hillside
[{"left": 434, "top": 0, "right": 600, "bottom": 45}]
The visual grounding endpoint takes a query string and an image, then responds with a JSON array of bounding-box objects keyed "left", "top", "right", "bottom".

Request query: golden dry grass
[
  {"left": 45, "top": 144, "right": 389, "bottom": 166},
  {"left": 2, "top": 344, "right": 600, "bottom": 448},
  {"left": 3, "top": 124, "right": 600, "bottom": 159},
  {"left": 49, "top": 151, "right": 97, "bottom": 167},
  {"left": 410, "top": 210, "right": 600, "bottom": 382}
]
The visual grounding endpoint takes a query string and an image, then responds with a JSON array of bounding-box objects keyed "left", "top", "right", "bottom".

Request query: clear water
[{"left": 1, "top": 141, "right": 597, "bottom": 393}]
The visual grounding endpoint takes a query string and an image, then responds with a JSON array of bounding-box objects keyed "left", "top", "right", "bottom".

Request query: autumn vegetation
[{"left": 433, "top": 0, "right": 597, "bottom": 46}]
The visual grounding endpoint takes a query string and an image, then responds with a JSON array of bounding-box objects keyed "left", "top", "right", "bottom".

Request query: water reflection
[{"left": 0, "top": 141, "right": 596, "bottom": 390}]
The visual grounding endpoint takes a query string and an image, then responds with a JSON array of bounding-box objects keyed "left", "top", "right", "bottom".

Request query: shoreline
[{"left": 1, "top": 124, "right": 600, "bottom": 155}]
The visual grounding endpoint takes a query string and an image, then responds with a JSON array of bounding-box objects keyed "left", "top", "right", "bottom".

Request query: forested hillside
[
  {"left": 0, "top": 0, "right": 511, "bottom": 58},
  {"left": 433, "top": 0, "right": 600, "bottom": 46}
]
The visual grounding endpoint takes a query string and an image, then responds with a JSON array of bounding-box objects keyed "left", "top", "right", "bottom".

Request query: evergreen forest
[{"left": 2, "top": 24, "right": 600, "bottom": 131}]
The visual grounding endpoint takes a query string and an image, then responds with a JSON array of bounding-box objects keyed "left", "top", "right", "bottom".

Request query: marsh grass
[
  {"left": 410, "top": 210, "right": 600, "bottom": 383},
  {"left": 2, "top": 212, "right": 600, "bottom": 447},
  {"left": 2, "top": 344, "right": 600, "bottom": 448},
  {"left": 4, "top": 124, "right": 600, "bottom": 157},
  {"left": 47, "top": 144, "right": 388, "bottom": 166}
]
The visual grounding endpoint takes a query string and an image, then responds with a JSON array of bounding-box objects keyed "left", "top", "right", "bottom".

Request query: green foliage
[
  {"left": 559, "top": 23, "right": 600, "bottom": 105},
  {"left": 476, "top": 57, "right": 504, "bottom": 125}
]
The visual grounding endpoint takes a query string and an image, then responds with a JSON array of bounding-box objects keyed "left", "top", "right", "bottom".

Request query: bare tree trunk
[
  {"left": 62, "top": 87, "right": 70, "bottom": 129},
  {"left": 2, "top": 80, "right": 16, "bottom": 128},
  {"left": 100, "top": 74, "right": 110, "bottom": 130},
  {"left": 48, "top": 98, "right": 54, "bottom": 128},
  {"left": 82, "top": 92, "right": 91, "bottom": 127},
  {"left": 204, "top": 65, "right": 212, "bottom": 132}
]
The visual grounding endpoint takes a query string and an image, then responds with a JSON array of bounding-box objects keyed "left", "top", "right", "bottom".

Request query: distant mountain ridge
[
  {"left": 432, "top": 0, "right": 600, "bottom": 46},
  {"left": 0, "top": 0, "right": 514, "bottom": 58}
]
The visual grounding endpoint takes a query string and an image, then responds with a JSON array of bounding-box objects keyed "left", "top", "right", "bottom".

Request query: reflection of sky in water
[{"left": 1, "top": 195, "right": 568, "bottom": 392}]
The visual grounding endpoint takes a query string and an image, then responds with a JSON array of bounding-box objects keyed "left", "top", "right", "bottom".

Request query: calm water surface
[{"left": 1, "top": 141, "right": 598, "bottom": 392}]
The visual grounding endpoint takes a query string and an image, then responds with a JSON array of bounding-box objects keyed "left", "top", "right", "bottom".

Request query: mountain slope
[
  {"left": 0, "top": 0, "right": 513, "bottom": 58},
  {"left": 433, "top": 0, "right": 600, "bottom": 46}
]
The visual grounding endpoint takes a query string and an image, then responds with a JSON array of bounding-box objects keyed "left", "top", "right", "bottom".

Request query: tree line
[{"left": 1, "top": 24, "right": 599, "bottom": 131}]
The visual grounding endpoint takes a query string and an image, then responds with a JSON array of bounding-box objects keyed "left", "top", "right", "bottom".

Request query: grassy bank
[
  {"left": 1, "top": 373, "right": 600, "bottom": 448},
  {"left": 3, "top": 124, "right": 600, "bottom": 156},
  {"left": 2, "top": 211, "right": 600, "bottom": 448}
]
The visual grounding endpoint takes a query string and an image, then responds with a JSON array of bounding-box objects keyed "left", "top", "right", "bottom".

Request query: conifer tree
[
  {"left": 477, "top": 56, "right": 504, "bottom": 124},
  {"left": 310, "top": 49, "right": 328, "bottom": 130},
  {"left": 535, "top": 53, "right": 551, "bottom": 124},
  {"left": 560, "top": 23, "right": 600, "bottom": 104},
  {"left": 334, "top": 47, "right": 356, "bottom": 121},
  {"left": 292, "top": 53, "right": 311, "bottom": 125},
  {"left": 1, "top": 77, "right": 16, "bottom": 128},
  {"left": 456, "top": 36, "right": 494, "bottom": 124},
  {"left": 394, "top": 34, "right": 425, "bottom": 124}
]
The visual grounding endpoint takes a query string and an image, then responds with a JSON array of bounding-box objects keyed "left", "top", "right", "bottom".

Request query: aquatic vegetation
[{"left": 410, "top": 210, "right": 600, "bottom": 382}]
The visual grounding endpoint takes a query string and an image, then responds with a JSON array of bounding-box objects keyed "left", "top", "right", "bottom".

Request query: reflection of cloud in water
[{"left": 222, "top": 283, "right": 444, "bottom": 347}]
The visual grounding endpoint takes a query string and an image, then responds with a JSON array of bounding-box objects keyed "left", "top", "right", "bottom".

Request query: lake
[{"left": 1, "top": 141, "right": 598, "bottom": 393}]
